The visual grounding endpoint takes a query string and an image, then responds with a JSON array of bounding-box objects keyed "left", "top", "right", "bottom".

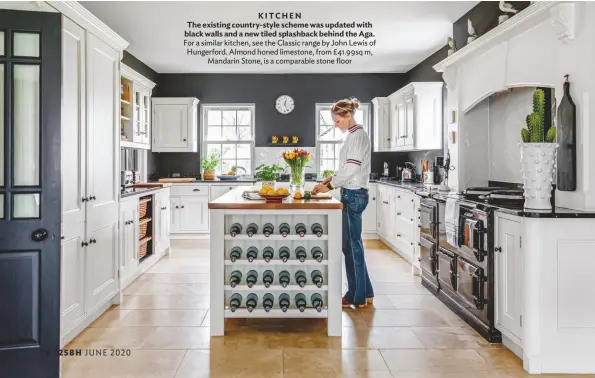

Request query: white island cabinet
[{"left": 208, "top": 187, "right": 343, "bottom": 336}]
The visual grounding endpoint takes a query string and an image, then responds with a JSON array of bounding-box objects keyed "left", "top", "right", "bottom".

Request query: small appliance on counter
[
  {"left": 121, "top": 170, "right": 133, "bottom": 190},
  {"left": 433, "top": 156, "right": 443, "bottom": 184},
  {"left": 395, "top": 166, "right": 403, "bottom": 181},
  {"left": 401, "top": 162, "right": 415, "bottom": 182},
  {"left": 133, "top": 171, "right": 141, "bottom": 184},
  {"left": 383, "top": 162, "right": 389, "bottom": 177}
]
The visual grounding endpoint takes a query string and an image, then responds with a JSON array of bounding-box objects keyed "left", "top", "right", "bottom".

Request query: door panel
[
  {"left": 141, "top": 90, "right": 150, "bottom": 145},
  {"left": 86, "top": 33, "right": 118, "bottom": 231},
  {"left": 0, "top": 10, "right": 62, "bottom": 377},
  {"left": 404, "top": 95, "right": 414, "bottom": 147},
  {"left": 179, "top": 196, "right": 209, "bottom": 232},
  {"left": 496, "top": 217, "right": 522, "bottom": 338},
  {"left": 85, "top": 222, "right": 118, "bottom": 313},
  {"left": 170, "top": 196, "right": 181, "bottom": 233},
  {"left": 61, "top": 17, "right": 86, "bottom": 227},
  {"left": 60, "top": 222, "right": 85, "bottom": 333},
  {"left": 153, "top": 104, "right": 188, "bottom": 148}
]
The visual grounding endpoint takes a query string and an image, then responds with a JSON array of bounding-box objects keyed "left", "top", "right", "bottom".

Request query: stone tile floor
[{"left": 61, "top": 239, "right": 585, "bottom": 377}]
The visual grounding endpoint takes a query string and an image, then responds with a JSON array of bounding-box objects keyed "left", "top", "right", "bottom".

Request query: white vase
[{"left": 520, "top": 143, "right": 558, "bottom": 210}]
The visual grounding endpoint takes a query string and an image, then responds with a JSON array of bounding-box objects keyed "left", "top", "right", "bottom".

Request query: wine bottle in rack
[
  {"left": 279, "top": 270, "right": 291, "bottom": 288},
  {"left": 246, "top": 246, "right": 258, "bottom": 262},
  {"left": 279, "top": 223, "right": 291, "bottom": 237},
  {"left": 230, "top": 246, "right": 242, "bottom": 262},
  {"left": 311, "top": 293, "right": 324, "bottom": 312},
  {"left": 295, "top": 293, "right": 307, "bottom": 312},
  {"left": 311, "top": 223, "right": 323, "bottom": 237},
  {"left": 229, "top": 270, "right": 242, "bottom": 288},
  {"left": 246, "top": 293, "right": 258, "bottom": 312},
  {"left": 262, "top": 246, "right": 274, "bottom": 262},
  {"left": 295, "top": 246, "right": 307, "bottom": 262},
  {"left": 311, "top": 270, "right": 324, "bottom": 288},
  {"left": 263, "top": 293, "right": 274, "bottom": 312},
  {"left": 295, "top": 270, "right": 307, "bottom": 288},
  {"left": 262, "top": 270, "right": 274, "bottom": 288},
  {"left": 246, "top": 270, "right": 258, "bottom": 288},
  {"left": 295, "top": 223, "right": 307, "bottom": 237},
  {"left": 229, "top": 293, "right": 242, "bottom": 312},
  {"left": 246, "top": 223, "right": 258, "bottom": 237},
  {"left": 279, "top": 246, "right": 290, "bottom": 262},
  {"left": 279, "top": 293, "right": 290, "bottom": 312},
  {"left": 230, "top": 223, "right": 242, "bottom": 237},
  {"left": 311, "top": 246, "right": 324, "bottom": 262},
  {"left": 263, "top": 223, "right": 274, "bottom": 237}
]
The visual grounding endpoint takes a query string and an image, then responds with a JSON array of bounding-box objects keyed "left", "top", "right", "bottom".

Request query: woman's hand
[
  {"left": 312, "top": 183, "right": 330, "bottom": 195},
  {"left": 321, "top": 176, "right": 332, "bottom": 185}
]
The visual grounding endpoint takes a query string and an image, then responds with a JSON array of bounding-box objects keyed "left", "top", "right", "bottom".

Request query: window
[
  {"left": 315, "top": 103, "right": 370, "bottom": 175},
  {"left": 201, "top": 104, "right": 255, "bottom": 175}
]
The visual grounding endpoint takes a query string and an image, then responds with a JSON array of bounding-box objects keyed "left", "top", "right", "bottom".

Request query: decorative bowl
[
  {"left": 216, "top": 175, "right": 240, "bottom": 181},
  {"left": 257, "top": 193, "right": 290, "bottom": 203}
]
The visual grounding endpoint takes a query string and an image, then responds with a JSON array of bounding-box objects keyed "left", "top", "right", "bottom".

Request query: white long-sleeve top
[{"left": 330, "top": 124, "right": 371, "bottom": 190}]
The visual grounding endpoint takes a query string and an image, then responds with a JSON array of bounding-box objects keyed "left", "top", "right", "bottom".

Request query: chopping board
[
  {"left": 294, "top": 195, "right": 333, "bottom": 200},
  {"left": 158, "top": 178, "right": 197, "bottom": 183}
]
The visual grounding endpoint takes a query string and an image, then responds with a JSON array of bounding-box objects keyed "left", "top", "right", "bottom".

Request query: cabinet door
[
  {"left": 396, "top": 101, "right": 406, "bottom": 147},
  {"left": 85, "top": 222, "right": 118, "bottom": 312},
  {"left": 140, "top": 89, "right": 151, "bottom": 145},
  {"left": 362, "top": 185, "right": 377, "bottom": 233},
  {"left": 495, "top": 215, "right": 523, "bottom": 340},
  {"left": 161, "top": 198, "right": 171, "bottom": 251},
  {"left": 170, "top": 196, "right": 181, "bottom": 233},
  {"left": 119, "top": 200, "right": 138, "bottom": 283},
  {"left": 390, "top": 102, "right": 399, "bottom": 149},
  {"left": 404, "top": 95, "right": 415, "bottom": 147},
  {"left": 86, "top": 33, "right": 119, "bottom": 232},
  {"left": 152, "top": 104, "right": 189, "bottom": 149},
  {"left": 60, "top": 222, "right": 85, "bottom": 333},
  {"left": 132, "top": 86, "right": 142, "bottom": 143},
  {"left": 179, "top": 196, "right": 209, "bottom": 232},
  {"left": 61, "top": 17, "right": 86, "bottom": 227}
]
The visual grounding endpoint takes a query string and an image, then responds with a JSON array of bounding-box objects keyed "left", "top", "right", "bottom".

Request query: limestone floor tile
[
  {"left": 61, "top": 350, "right": 186, "bottom": 378},
  {"left": 174, "top": 348, "right": 282, "bottom": 378},
  {"left": 146, "top": 261, "right": 211, "bottom": 274},
  {"left": 67, "top": 326, "right": 158, "bottom": 349},
  {"left": 235, "top": 329, "right": 342, "bottom": 349},
  {"left": 283, "top": 349, "right": 390, "bottom": 378},
  {"left": 123, "top": 281, "right": 210, "bottom": 296},
  {"left": 386, "top": 294, "right": 447, "bottom": 310},
  {"left": 368, "top": 270, "right": 416, "bottom": 283},
  {"left": 135, "top": 273, "right": 210, "bottom": 284},
  {"left": 379, "top": 349, "right": 500, "bottom": 374},
  {"left": 341, "top": 327, "right": 425, "bottom": 349},
  {"left": 363, "top": 240, "right": 391, "bottom": 250},
  {"left": 357, "top": 309, "right": 453, "bottom": 327},
  {"left": 119, "top": 295, "right": 205, "bottom": 310},
  {"left": 141, "top": 326, "right": 238, "bottom": 350},
  {"left": 120, "top": 309, "right": 208, "bottom": 327},
  {"left": 89, "top": 309, "right": 132, "bottom": 328},
  {"left": 409, "top": 327, "right": 489, "bottom": 349},
  {"left": 369, "top": 282, "right": 430, "bottom": 295}
]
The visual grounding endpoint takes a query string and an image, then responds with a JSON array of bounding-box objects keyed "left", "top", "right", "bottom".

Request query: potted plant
[
  {"left": 201, "top": 152, "right": 220, "bottom": 180},
  {"left": 519, "top": 88, "right": 557, "bottom": 210},
  {"left": 254, "top": 164, "right": 284, "bottom": 188}
]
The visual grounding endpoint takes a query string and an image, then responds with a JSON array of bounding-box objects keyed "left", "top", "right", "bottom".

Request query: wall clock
[{"left": 275, "top": 95, "right": 295, "bottom": 114}]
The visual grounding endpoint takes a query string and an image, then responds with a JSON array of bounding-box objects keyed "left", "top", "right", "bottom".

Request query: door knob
[
  {"left": 181, "top": 206, "right": 185, "bottom": 209},
  {"left": 90, "top": 196, "right": 96, "bottom": 201},
  {"left": 90, "top": 238, "right": 96, "bottom": 244},
  {"left": 495, "top": 247, "right": 502, "bottom": 252},
  {"left": 81, "top": 241, "right": 88, "bottom": 247},
  {"left": 193, "top": 189, "right": 200, "bottom": 191},
  {"left": 82, "top": 197, "right": 88, "bottom": 202},
  {"left": 31, "top": 228, "right": 49, "bottom": 242}
]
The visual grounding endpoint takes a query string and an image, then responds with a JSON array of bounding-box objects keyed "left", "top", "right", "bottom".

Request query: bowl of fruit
[
  {"left": 258, "top": 186, "right": 290, "bottom": 203},
  {"left": 216, "top": 166, "right": 241, "bottom": 181}
]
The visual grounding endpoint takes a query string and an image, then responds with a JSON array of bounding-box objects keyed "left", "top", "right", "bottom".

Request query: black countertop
[{"left": 120, "top": 187, "right": 166, "bottom": 198}]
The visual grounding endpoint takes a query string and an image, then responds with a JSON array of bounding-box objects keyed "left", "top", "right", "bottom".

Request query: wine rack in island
[{"left": 209, "top": 207, "right": 343, "bottom": 337}]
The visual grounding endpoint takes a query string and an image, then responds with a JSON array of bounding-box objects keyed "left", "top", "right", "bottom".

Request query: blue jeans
[{"left": 341, "top": 187, "right": 374, "bottom": 305}]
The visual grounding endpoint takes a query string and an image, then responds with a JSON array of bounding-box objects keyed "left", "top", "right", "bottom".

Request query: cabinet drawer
[
  {"left": 396, "top": 216, "right": 414, "bottom": 242},
  {"left": 170, "top": 185, "right": 209, "bottom": 196}
]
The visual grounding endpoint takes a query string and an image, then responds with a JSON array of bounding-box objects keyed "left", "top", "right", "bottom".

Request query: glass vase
[{"left": 290, "top": 167, "right": 305, "bottom": 194}]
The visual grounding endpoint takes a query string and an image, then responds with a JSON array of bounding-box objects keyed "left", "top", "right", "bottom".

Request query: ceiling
[{"left": 82, "top": 1, "right": 477, "bottom": 74}]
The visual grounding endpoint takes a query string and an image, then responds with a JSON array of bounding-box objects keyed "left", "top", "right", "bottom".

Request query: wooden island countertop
[{"left": 208, "top": 186, "right": 343, "bottom": 210}]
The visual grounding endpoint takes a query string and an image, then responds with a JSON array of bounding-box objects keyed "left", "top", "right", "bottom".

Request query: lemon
[{"left": 294, "top": 192, "right": 302, "bottom": 199}]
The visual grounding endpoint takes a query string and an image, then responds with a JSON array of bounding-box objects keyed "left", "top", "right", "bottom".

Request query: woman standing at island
[{"left": 312, "top": 97, "right": 374, "bottom": 308}]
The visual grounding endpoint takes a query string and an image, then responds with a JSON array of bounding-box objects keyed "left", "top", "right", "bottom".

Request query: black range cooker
[{"left": 417, "top": 186, "right": 524, "bottom": 343}]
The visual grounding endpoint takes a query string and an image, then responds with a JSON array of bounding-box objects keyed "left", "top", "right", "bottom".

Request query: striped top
[{"left": 330, "top": 124, "right": 371, "bottom": 190}]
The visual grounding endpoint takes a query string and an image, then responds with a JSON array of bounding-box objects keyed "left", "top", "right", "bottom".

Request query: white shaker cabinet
[
  {"left": 154, "top": 188, "right": 171, "bottom": 254},
  {"left": 170, "top": 184, "right": 210, "bottom": 237},
  {"left": 362, "top": 184, "right": 377, "bottom": 235},
  {"left": 371, "top": 97, "right": 391, "bottom": 152},
  {"left": 152, "top": 97, "right": 199, "bottom": 152},
  {"left": 495, "top": 212, "right": 523, "bottom": 346},
  {"left": 119, "top": 197, "right": 139, "bottom": 288},
  {"left": 120, "top": 63, "right": 156, "bottom": 149}
]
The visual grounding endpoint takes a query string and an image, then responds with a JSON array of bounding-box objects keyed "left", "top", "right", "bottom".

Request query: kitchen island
[{"left": 208, "top": 186, "right": 343, "bottom": 336}]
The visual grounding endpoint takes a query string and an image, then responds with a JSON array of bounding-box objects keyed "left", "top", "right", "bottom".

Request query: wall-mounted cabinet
[
  {"left": 120, "top": 64, "right": 156, "bottom": 150},
  {"left": 374, "top": 82, "right": 443, "bottom": 152},
  {"left": 152, "top": 97, "right": 199, "bottom": 152}
]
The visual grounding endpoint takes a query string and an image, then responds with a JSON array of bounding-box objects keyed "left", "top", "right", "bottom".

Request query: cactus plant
[{"left": 520, "top": 88, "right": 557, "bottom": 143}]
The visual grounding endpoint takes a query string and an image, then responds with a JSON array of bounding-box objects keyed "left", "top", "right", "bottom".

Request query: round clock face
[{"left": 275, "top": 95, "right": 295, "bottom": 114}]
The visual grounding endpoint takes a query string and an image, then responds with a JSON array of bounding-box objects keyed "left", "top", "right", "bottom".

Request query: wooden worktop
[{"left": 208, "top": 186, "right": 343, "bottom": 210}]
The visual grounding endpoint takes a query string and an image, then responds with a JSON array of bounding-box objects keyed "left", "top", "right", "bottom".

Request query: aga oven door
[
  {"left": 456, "top": 256, "right": 489, "bottom": 321},
  {"left": 419, "top": 199, "right": 437, "bottom": 241},
  {"left": 436, "top": 248, "right": 457, "bottom": 294},
  {"left": 419, "top": 237, "right": 437, "bottom": 277},
  {"left": 458, "top": 208, "right": 488, "bottom": 264}
]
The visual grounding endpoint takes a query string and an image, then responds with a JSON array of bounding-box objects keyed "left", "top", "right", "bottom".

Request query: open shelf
[
  {"left": 139, "top": 217, "right": 152, "bottom": 226},
  {"left": 225, "top": 259, "right": 328, "bottom": 266},
  {"left": 225, "top": 284, "right": 328, "bottom": 291},
  {"left": 224, "top": 308, "right": 327, "bottom": 318}
]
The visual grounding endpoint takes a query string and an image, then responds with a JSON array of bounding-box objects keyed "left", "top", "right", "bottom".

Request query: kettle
[{"left": 401, "top": 162, "right": 415, "bottom": 181}]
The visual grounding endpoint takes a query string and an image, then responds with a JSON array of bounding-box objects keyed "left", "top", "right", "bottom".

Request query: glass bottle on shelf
[
  {"left": 246, "top": 293, "right": 258, "bottom": 312},
  {"left": 295, "top": 246, "right": 307, "bottom": 262},
  {"left": 263, "top": 293, "right": 274, "bottom": 312},
  {"left": 262, "top": 246, "right": 274, "bottom": 262},
  {"left": 311, "top": 246, "right": 324, "bottom": 262},
  {"left": 311, "top": 223, "right": 323, "bottom": 237},
  {"left": 229, "top": 293, "right": 242, "bottom": 312},
  {"left": 279, "top": 223, "right": 291, "bottom": 237},
  {"left": 246, "top": 223, "right": 259, "bottom": 237},
  {"left": 311, "top": 270, "right": 324, "bottom": 288},
  {"left": 229, "top": 270, "right": 242, "bottom": 287},
  {"left": 230, "top": 246, "right": 242, "bottom": 262},
  {"left": 246, "top": 270, "right": 258, "bottom": 288},
  {"left": 246, "top": 246, "right": 258, "bottom": 262},
  {"left": 279, "top": 293, "right": 291, "bottom": 312},
  {"left": 279, "top": 246, "right": 291, "bottom": 262},
  {"left": 295, "top": 270, "right": 307, "bottom": 288},
  {"left": 311, "top": 293, "right": 324, "bottom": 312},
  {"left": 295, "top": 293, "right": 307, "bottom": 312},
  {"left": 262, "top": 270, "right": 274, "bottom": 288},
  {"left": 230, "top": 223, "right": 242, "bottom": 237},
  {"left": 263, "top": 223, "right": 274, "bottom": 237},
  {"left": 279, "top": 270, "right": 291, "bottom": 288},
  {"left": 295, "top": 223, "right": 307, "bottom": 237}
]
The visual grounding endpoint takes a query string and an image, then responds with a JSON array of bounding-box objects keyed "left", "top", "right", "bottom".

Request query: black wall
[
  {"left": 151, "top": 73, "right": 407, "bottom": 176},
  {"left": 122, "top": 51, "right": 160, "bottom": 91}
]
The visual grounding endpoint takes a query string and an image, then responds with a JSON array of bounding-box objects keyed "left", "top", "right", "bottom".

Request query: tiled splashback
[{"left": 255, "top": 147, "right": 317, "bottom": 174}]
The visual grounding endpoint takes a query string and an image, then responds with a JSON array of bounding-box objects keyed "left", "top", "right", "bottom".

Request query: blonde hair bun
[{"left": 331, "top": 97, "right": 360, "bottom": 116}]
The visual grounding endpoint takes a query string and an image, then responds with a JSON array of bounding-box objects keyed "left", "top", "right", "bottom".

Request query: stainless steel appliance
[
  {"left": 121, "top": 170, "right": 133, "bottom": 189},
  {"left": 418, "top": 197, "right": 439, "bottom": 292}
]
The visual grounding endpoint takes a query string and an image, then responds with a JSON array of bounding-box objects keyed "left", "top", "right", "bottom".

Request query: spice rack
[{"left": 138, "top": 195, "right": 153, "bottom": 262}]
